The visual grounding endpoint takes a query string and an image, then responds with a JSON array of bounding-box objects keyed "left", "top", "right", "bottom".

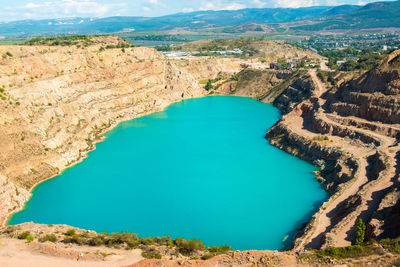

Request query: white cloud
[
  {"left": 5, "top": 0, "right": 127, "bottom": 20},
  {"left": 147, "top": 0, "right": 166, "bottom": 7},
  {"left": 182, "top": 7, "right": 195, "bottom": 13},
  {"left": 251, "top": 0, "right": 266, "bottom": 8},
  {"left": 226, "top": 3, "right": 247, "bottom": 10},
  {"left": 200, "top": 1, "right": 247, "bottom": 11},
  {"left": 273, "top": 0, "right": 317, "bottom": 8}
]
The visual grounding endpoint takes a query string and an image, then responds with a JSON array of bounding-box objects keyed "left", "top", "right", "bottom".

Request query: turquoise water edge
[{"left": 9, "top": 96, "right": 327, "bottom": 250}]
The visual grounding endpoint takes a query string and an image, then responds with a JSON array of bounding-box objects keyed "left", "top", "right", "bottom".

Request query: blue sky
[{"left": 0, "top": 0, "right": 395, "bottom": 22}]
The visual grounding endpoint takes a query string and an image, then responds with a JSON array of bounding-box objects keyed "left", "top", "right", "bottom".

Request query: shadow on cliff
[
  {"left": 343, "top": 151, "right": 399, "bottom": 244},
  {"left": 284, "top": 198, "right": 327, "bottom": 250}
]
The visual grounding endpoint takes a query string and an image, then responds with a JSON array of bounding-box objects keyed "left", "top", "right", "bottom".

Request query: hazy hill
[
  {"left": 292, "top": 0, "right": 400, "bottom": 31},
  {"left": 0, "top": 1, "right": 399, "bottom": 37},
  {"left": 0, "top": 6, "right": 354, "bottom": 37}
]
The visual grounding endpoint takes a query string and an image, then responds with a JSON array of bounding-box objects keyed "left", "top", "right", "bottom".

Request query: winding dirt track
[{"left": 292, "top": 70, "right": 399, "bottom": 249}]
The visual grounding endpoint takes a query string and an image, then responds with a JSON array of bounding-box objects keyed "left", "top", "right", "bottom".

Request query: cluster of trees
[
  {"left": 321, "top": 47, "right": 386, "bottom": 71},
  {"left": 339, "top": 54, "right": 383, "bottom": 71}
]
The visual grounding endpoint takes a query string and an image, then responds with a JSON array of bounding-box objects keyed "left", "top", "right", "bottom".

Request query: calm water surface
[{"left": 9, "top": 96, "right": 327, "bottom": 250}]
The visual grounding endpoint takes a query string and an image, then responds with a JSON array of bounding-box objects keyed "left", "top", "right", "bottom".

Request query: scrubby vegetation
[
  {"left": 17, "top": 231, "right": 30, "bottom": 240},
  {"left": 59, "top": 231, "right": 230, "bottom": 259},
  {"left": 313, "top": 135, "right": 329, "bottom": 141},
  {"left": 142, "top": 248, "right": 163, "bottom": 259},
  {"left": 99, "top": 42, "right": 132, "bottom": 51},
  {"left": 317, "top": 70, "right": 338, "bottom": 86},
  {"left": 39, "top": 234, "right": 57, "bottom": 243},
  {"left": 24, "top": 35, "right": 132, "bottom": 48},
  {"left": 3, "top": 226, "right": 231, "bottom": 260},
  {"left": 310, "top": 236, "right": 400, "bottom": 260},
  {"left": 25, "top": 35, "right": 93, "bottom": 46},
  {"left": 312, "top": 244, "right": 383, "bottom": 259}
]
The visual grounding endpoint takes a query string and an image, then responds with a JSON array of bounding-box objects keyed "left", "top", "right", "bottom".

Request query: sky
[{"left": 0, "top": 0, "right": 396, "bottom": 22}]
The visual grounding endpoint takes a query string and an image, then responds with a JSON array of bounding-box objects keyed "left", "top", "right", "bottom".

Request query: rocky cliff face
[
  {"left": 266, "top": 53, "right": 400, "bottom": 250},
  {"left": 273, "top": 74, "right": 315, "bottom": 114},
  {"left": 328, "top": 50, "right": 400, "bottom": 124},
  {"left": 0, "top": 37, "right": 246, "bottom": 226}
]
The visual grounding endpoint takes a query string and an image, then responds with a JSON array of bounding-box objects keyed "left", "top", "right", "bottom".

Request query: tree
[
  {"left": 205, "top": 80, "right": 213, "bottom": 91},
  {"left": 354, "top": 218, "right": 366, "bottom": 245}
]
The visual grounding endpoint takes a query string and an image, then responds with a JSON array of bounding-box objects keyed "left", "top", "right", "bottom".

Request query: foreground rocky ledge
[{"left": 2, "top": 223, "right": 400, "bottom": 267}]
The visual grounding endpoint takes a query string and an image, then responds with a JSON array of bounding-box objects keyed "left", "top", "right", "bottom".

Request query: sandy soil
[{"left": 0, "top": 238, "right": 142, "bottom": 267}]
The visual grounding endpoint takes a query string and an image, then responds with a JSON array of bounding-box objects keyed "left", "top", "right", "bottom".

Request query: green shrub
[
  {"left": 64, "top": 229, "right": 76, "bottom": 236},
  {"left": 175, "top": 238, "right": 206, "bottom": 255},
  {"left": 18, "top": 231, "right": 30, "bottom": 240},
  {"left": 26, "top": 235, "right": 34, "bottom": 242},
  {"left": 208, "top": 245, "right": 231, "bottom": 254},
  {"left": 142, "top": 249, "right": 162, "bottom": 259},
  {"left": 139, "top": 237, "right": 155, "bottom": 246},
  {"left": 39, "top": 234, "right": 57, "bottom": 243},
  {"left": 201, "top": 253, "right": 214, "bottom": 260},
  {"left": 62, "top": 234, "right": 84, "bottom": 245}
]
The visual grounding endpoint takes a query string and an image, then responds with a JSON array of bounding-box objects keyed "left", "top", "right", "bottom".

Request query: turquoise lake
[{"left": 9, "top": 96, "right": 327, "bottom": 250}]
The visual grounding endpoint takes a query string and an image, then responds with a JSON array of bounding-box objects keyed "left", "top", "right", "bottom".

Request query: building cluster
[
  {"left": 163, "top": 49, "right": 243, "bottom": 57},
  {"left": 337, "top": 56, "right": 359, "bottom": 66}
]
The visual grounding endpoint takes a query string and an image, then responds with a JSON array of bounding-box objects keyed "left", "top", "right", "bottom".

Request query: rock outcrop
[{"left": 328, "top": 50, "right": 400, "bottom": 124}]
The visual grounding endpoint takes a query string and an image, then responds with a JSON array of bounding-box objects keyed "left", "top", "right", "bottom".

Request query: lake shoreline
[{"left": 8, "top": 96, "right": 327, "bottom": 251}]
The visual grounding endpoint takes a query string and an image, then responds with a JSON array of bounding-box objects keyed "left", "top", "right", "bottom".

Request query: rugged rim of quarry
[{"left": 1, "top": 36, "right": 400, "bottom": 266}]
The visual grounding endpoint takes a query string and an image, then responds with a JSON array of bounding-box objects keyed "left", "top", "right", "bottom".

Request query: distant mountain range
[
  {"left": 0, "top": 1, "right": 399, "bottom": 37},
  {"left": 291, "top": 1, "right": 400, "bottom": 31}
]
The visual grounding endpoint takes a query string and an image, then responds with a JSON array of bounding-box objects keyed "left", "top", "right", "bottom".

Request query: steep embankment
[
  {"left": 0, "top": 37, "right": 247, "bottom": 227},
  {"left": 266, "top": 51, "right": 400, "bottom": 250}
]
